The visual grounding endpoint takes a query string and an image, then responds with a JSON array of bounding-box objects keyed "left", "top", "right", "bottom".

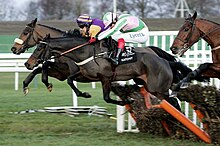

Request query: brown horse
[
  {"left": 170, "top": 11, "right": 218, "bottom": 90},
  {"left": 11, "top": 18, "right": 92, "bottom": 98}
]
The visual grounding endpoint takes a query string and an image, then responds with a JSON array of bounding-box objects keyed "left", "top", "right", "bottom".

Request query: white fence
[
  {"left": 117, "top": 31, "right": 220, "bottom": 133},
  {"left": 0, "top": 53, "right": 32, "bottom": 90},
  {"left": 0, "top": 31, "right": 219, "bottom": 133}
]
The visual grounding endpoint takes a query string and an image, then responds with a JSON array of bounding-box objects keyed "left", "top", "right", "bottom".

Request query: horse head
[
  {"left": 170, "top": 11, "right": 201, "bottom": 56},
  {"left": 11, "top": 18, "right": 39, "bottom": 54},
  {"left": 24, "top": 34, "right": 52, "bottom": 70},
  {"left": 24, "top": 32, "right": 88, "bottom": 70}
]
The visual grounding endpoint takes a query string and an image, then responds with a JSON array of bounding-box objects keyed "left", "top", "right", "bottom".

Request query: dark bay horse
[
  {"left": 10, "top": 18, "right": 92, "bottom": 98},
  {"left": 25, "top": 34, "right": 190, "bottom": 107},
  {"left": 12, "top": 18, "right": 191, "bottom": 99},
  {"left": 170, "top": 11, "right": 218, "bottom": 89}
]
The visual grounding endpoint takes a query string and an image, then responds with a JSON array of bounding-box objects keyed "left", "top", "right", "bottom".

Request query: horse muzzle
[
  {"left": 24, "top": 62, "right": 35, "bottom": 70},
  {"left": 170, "top": 46, "right": 179, "bottom": 55}
]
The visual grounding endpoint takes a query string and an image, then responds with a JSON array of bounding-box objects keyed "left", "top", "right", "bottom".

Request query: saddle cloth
[{"left": 119, "top": 46, "right": 137, "bottom": 65}]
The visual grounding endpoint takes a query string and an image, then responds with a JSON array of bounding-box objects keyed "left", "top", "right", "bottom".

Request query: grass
[{"left": 0, "top": 72, "right": 214, "bottom": 146}]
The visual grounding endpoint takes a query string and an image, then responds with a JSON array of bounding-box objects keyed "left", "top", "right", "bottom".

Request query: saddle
[
  {"left": 102, "top": 37, "right": 137, "bottom": 65},
  {"left": 108, "top": 46, "right": 137, "bottom": 65}
]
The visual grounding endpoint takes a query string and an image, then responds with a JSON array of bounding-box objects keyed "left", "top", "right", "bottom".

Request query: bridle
[
  {"left": 175, "top": 18, "right": 220, "bottom": 52},
  {"left": 14, "top": 25, "right": 40, "bottom": 52},
  {"left": 175, "top": 19, "right": 197, "bottom": 51}
]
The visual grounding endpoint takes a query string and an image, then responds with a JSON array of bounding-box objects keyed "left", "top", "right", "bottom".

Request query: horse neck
[
  {"left": 49, "top": 38, "right": 94, "bottom": 62},
  {"left": 34, "top": 24, "right": 65, "bottom": 42},
  {"left": 196, "top": 19, "right": 220, "bottom": 48}
]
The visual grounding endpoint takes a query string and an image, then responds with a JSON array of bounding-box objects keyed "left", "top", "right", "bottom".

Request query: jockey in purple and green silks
[
  {"left": 76, "top": 14, "right": 107, "bottom": 43},
  {"left": 98, "top": 12, "right": 149, "bottom": 65}
]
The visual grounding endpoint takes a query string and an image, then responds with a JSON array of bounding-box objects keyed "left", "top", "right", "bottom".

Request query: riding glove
[{"left": 89, "top": 37, "right": 97, "bottom": 44}]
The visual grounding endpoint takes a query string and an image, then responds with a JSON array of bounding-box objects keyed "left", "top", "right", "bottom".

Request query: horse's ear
[
  {"left": 29, "top": 18, "right": 37, "bottom": 27},
  {"left": 188, "top": 13, "right": 191, "bottom": 18},
  {"left": 45, "top": 34, "right": 51, "bottom": 39},
  {"left": 34, "top": 18, "right": 37, "bottom": 24},
  {"left": 192, "top": 11, "right": 197, "bottom": 20}
]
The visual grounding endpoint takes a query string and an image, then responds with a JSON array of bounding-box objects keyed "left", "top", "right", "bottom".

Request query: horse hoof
[
  {"left": 180, "top": 82, "right": 189, "bottom": 89},
  {"left": 47, "top": 83, "right": 53, "bottom": 92},
  {"left": 23, "top": 87, "right": 29, "bottom": 96},
  {"left": 170, "top": 92, "right": 177, "bottom": 97},
  {"left": 81, "top": 92, "right": 92, "bottom": 98},
  {"left": 125, "top": 98, "right": 135, "bottom": 104}
]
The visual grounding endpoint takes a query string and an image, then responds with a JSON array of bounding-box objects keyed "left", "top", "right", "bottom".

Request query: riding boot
[
  {"left": 110, "top": 38, "right": 125, "bottom": 65},
  {"left": 111, "top": 48, "right": 122, "bottom": 65}
]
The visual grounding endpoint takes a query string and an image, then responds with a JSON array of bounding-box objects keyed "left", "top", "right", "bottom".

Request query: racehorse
[
  {"left": 12, "top": 18, "right": 191, "bottom": 99},
  {"left": 25, "top": 34, "right": 189, "bottom": 108},
  {"left": 10, "top": 18, "right": 92, "bottom": 98},
  {"left": 170, "top": 11, "right": 218, "bottom": 90}
]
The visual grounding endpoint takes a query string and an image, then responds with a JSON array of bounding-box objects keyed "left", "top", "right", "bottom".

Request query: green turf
[{"left": 0, "top": 73, "right": 214, "bottom": 146}]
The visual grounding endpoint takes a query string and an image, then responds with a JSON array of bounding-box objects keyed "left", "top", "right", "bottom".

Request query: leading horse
[
  {"left": 26, "top": 34, "right": 186, "bottom": 108},
  {"left": 11, "top": 18, "right": 92, "bottom": 97},
  {"left": 170, "top": 12, "right": 217, "bottom": 90}
]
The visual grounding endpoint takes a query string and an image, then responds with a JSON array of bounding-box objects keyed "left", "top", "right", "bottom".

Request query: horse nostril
[
  {"left": 170, "top": 47, "right": 176, "bottom": 52},
  {"left": 11, "top": 47, "right": 16, "bottom": 53},
  {"left": 24, "top": 62, "right": 30, "bottom": 69}
]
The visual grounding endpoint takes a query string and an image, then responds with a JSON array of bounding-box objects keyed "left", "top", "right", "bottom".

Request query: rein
[
  {"left": 49, "top": 42, "right": 90, "bottom": 60},
  {"left": 60, "top": 42, "right": 90, "bottom": 56},
  {"left": 176, "top": 19, "right": 220, "bottom": 51}
]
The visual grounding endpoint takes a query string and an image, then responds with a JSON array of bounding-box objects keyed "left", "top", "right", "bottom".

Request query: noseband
[
  {"left": 15, "top": 25, "right": 39, "bottom": 52},
  {"left": 175, "top": 19, "right": 197, "bottom": 50}
]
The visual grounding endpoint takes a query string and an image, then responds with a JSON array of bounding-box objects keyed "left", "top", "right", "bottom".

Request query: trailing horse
[{"left": 170, "top": 11, "right": 217, "bottom": 90}]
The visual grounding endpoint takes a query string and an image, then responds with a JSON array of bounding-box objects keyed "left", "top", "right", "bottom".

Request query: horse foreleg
[
  {"left": 100, "top": 76, "right": 132, "bottom": 106},
  {"left": 42, "top": 61, "right": 53, "bottom": 92},
  {"left": 182, "top": 63, "right": 211, "bottom": 88},
  {"left": 173, "top": 63, "right": 211, "bottom": 91},
  {"left": 23, "top": 67, "right": 42, "bottom": 95},
  {"left": 67, "top": 74, "right": 91, "bottom": 98}
]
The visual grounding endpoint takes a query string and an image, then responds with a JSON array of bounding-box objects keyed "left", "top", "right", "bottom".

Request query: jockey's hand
[
  {"left": 66, "top": 29, "right": 75, "bottom": 35},
  {"left": 89, "top": 37, "right": 96, "bottom": 44}
]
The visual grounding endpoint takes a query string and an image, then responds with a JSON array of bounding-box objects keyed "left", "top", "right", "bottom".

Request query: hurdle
[{"left": 116, "top": 86, "right": 211, "bottom": 144}]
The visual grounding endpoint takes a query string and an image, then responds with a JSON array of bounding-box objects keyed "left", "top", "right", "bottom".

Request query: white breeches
[{"left": 111, "top": 27, "right": 149, "bottom": 43}]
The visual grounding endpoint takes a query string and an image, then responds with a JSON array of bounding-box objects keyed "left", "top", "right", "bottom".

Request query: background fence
[{"left": 0, "top": 31, "right": 218, "bottom": 133}]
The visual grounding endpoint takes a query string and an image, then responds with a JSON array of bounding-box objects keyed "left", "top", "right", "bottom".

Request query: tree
[
  {"left": 26, "top": 1, "right": 41, "bottom": 21},
  {"left": 71, "top": 0, "right": 89, "bottom": 19},
  {"left": 39, "top": 0, "right": 74, "bottom": 20},
  {"left": 130, "top": 0, "right": 156, "bottom": 18}
]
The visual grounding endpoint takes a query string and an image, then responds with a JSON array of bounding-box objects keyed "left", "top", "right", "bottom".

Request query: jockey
[
  {"left": 76, "top": 14, "right": 107, "bottom": 44},
  {"left": 98, "top": 12, "right": 149, "bottom": 65}
]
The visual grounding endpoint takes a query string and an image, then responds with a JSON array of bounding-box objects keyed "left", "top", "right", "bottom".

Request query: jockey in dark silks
[{"left": 76, "top": 14, "right": 107, "bottom": 43}]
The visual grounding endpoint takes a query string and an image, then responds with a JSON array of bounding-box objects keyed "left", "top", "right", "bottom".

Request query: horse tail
[
  {"left": 148, "top": 46, "right": 192, "bottom": 83},
  {"left": 148, "top": 46, "right": 176, "bottom": 62},
  {"left": 168, "top": 61, "right": 192, "bottom": 83}
]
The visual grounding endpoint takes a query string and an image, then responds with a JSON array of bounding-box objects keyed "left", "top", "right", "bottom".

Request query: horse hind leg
[{"left": 156, "top": 92, "right": 182, "bottom": 112}]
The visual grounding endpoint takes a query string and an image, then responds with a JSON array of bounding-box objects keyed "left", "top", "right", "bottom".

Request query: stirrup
[{"left": 110, "top": 58, "right": 119, "bottom": 65}]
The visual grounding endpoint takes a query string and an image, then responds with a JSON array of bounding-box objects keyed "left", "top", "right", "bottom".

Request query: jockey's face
[
  {"left": 80, "top": 26, "right": 89, "bottom": 37},
  {"left": 110, "top": 20, "right": 117, "bottom": 29},
  {"left": 110, "top": 24, "right": 115, "bottom": 29}
]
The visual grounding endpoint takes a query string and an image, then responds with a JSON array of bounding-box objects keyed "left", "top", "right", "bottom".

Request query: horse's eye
[
  {"left": 184, "top": 28, "right": 189, "bottom": 32},
  {"left": 23, "top": 32, "right": 28, "bottom": 35}
]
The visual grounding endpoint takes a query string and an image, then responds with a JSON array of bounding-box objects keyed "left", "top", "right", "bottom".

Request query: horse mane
[
  {"left": 148, "top": 46, "right": 176, "bottom": 62},
  {"left": 38, "top": 24, "right": 65, "bottom": 33},
  {"left": 199, "top": 18, "right": 220, "bottom": 26}
]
